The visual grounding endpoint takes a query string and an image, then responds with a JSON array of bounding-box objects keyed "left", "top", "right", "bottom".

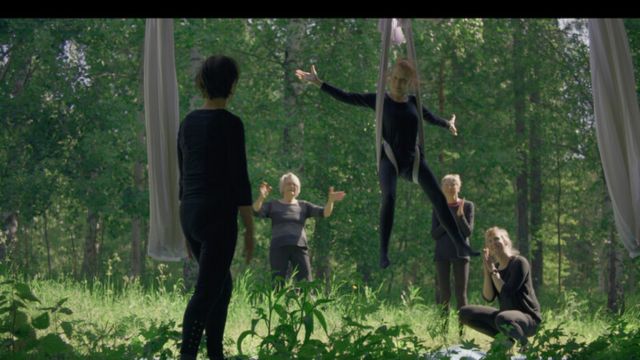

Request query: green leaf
[
  {"left": 54, "top": 297, "right": 69, "bottom": 308},
  {"left": 12, "top": 313, "right": 35, "bottom": 343},
  {"left": 39, "top": 333, "right": 70, "bottom": 355},
  {"left": 314, "top": 298, "right": 334, "bottom": 307},
  {"left": 237, "top": 330, "right": 256, "bottom": 355},
  {"left": 31, "top": 312, "right": 50, "bottom": 329},
  {"left": 303, "top": 301, "right": 314, "bottom": 314},
  {"left": 273, "top": 303, "right": 288, "bottom": 320},
  {"left": 14, "top": 283, "right": 40, "bottom": 303},
  {"left": 313, "top": 308, "right": 328, "bottom": 335},
  {"left": 303, "top": 312, "right": 314, "bottom": 342},
  {"left": 61, "top": 321, "right": 73, "bottom": 338},
  {"left": 58, "top": 307, "right": 73, "bottom": 315}
]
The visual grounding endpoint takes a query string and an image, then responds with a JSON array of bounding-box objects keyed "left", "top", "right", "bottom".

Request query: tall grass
[{"left": 1, "top": 267, "right": 639, "bottom": 359}]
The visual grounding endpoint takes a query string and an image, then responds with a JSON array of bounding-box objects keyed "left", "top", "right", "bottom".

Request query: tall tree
[{"left": 512, "top": 19, "right": 530, "bottom": 258}]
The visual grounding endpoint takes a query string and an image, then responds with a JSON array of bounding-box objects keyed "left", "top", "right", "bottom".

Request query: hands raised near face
[
  {"left": 456, "top": 198, "right": 465, "bottom": 217},
  {"left": 482, "top": 248, "right": 495, "bottom": 274},
  {"left": 295, "top": 65, "right": 322, "bottom": 86},
  {"left": 327, "top": 186, "right": 346, "bottom": 203},
  {"left": 259, "top": 181, "right": 272, "bottom": 199}
]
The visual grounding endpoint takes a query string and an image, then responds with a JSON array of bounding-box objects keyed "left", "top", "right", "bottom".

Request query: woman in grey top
[{"left": 253, "top": 172, "right": 345, "bottom": 282}]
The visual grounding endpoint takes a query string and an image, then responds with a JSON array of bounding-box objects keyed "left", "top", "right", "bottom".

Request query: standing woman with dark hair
[
  {"left": 178, "top": 55, "right": 254, "bottom": 360},
  {"left": 296, "top": 60, "right": 480, "bottom": 268}
]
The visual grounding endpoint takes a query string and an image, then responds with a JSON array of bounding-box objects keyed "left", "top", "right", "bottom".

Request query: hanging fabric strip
[
  {"left": 402, "top": 20, "right": 425, "bottom": 184},
  {"left": 588, "top": 19, "right": 640, "bottom": 258},
  {"left": 143, "top": 19, "right": 187, "bottom": 261},
  {"left": 376, "top": 19, "right": 395, "bottom": 174}
]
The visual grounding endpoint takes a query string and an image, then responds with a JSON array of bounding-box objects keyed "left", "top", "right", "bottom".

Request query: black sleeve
[
  {"left": 455, "top": 201, "right": 475, "bottom": 238},
  {"left": 229, "top": 118, "right": 253, "bottom": 206},
  {"left": 501, "top": 257, "right": 529, "bottom": 297},
  {"left": 177, "top": 123, "right": 183, "bottom": 201},
  {"left": 415, "top": 97, "right": 449, "bottom": 128},
  {"left": 321, "top": 82, "right": 377, "bottom": 109},
  {"left": 431, "top": 210, "right": 446, "bottom": 239}
]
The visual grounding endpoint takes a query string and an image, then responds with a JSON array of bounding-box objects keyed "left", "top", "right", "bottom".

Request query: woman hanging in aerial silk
[{"left": 296, "top": 60, "right": 479, "bottom": 268}]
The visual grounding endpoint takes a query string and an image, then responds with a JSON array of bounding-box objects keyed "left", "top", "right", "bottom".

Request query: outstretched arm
[
  {"left": 421, "top": 103, "right": 458, "bottom": 136},
  {"left": 323, "top": 186, "right": 346, "bottom": 218},
  {"left": 253, "top": 181, "right": 272, "bottom": 213},
  {"left": 296, "top": 65, "right": 376, "bottom": 108}
]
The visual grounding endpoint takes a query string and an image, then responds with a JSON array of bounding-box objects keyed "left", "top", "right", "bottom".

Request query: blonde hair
[
  {"left": 484, "top": 227, "right": 520, "bottom": 256},
  {"left": 441, "top": 174, "right": 462, "bottom": 187},
  {"left": 391, "top": 58, "right": 418, "bottom": 89},
  {"left": 394, "top": 59, "right": 416, "bottom": 77},
  {"left": 279, "top": 172, "right": 301, "bottom": 197}
]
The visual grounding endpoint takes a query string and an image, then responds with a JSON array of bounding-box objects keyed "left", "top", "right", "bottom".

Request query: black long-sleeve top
[
  {"left": 178, "top": 109, "right": 252, "bottom": 207},
  {"left": 320, "top": 82, "right": 449, "bottom": 169},
  {"left": 431, "top": 200, "right": 475, "bottom": 261},
  {"left": 485, "top": 255, "right": 542, "bottom": 323}
]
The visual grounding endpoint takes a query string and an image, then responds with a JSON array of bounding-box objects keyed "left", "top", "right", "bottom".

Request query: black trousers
[
  {"left": 459, "top": 305, "right": 539, "bottom": 345},
  {"left": 435, "top": 259, "right": 469, "bottom": 311},
  {"left": 379, "top": 152, "right": 468, "bottom": 261},
  {"left": 179, "top": 201, "right": 237, "bottom": 360},
  {"left": 269, "top": 245, "right": 312, "bottom": 282}
]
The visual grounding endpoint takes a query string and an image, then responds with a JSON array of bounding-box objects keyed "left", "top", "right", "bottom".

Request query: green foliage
[
  {"left": 237, "top": 277, "right": 333, "bottom": 358},
  {"left": 0, "top": 270, "right": 184, "bottom": 359},
  {"left": 237, "top": 277, "right": 429, "bottom": 359},
  {"left": 0, "top": 278, "right": 74, "bottom": 359}
]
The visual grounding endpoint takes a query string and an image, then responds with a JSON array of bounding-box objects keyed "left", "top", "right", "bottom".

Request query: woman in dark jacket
[{"left": 431, "top": 174, "right": 474, "bottom": 324}]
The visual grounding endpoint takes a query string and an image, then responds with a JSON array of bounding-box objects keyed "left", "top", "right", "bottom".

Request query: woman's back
[{"left": 178, "top": 108, "right": 248, "bottom": 205}]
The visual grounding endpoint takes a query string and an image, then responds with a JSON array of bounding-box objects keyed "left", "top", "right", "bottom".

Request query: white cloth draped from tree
[
  {"left": 144, "top": 19, "right": 187, "bottom": 261},
  {"left": 589, "top": 18, "right": 640, "bottom": 258}
]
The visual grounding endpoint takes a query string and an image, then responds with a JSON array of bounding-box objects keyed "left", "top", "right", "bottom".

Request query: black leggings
[
  {"left": 379, "top": 152, "right": 469, "bottom": 264},
  {"left": 270, "top": 245, "right": 312, "bottom": 282},
  {"left": 435, "top": 259, "right": 469, "bottom": 311},
  {"left": 179, "top": 202, "right": 237, "bottom": 360},
  {"left": 459, "top": 305, "right": 539, "bottom": 345}
]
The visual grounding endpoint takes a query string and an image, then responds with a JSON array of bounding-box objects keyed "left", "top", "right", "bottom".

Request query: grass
[{"left": 3, "top": 268, "right": 639, "bottom": 359}]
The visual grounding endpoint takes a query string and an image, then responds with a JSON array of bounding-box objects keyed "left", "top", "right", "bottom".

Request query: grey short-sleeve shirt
[{"left": 256, "top": 200, "right": 325, "bottom": 248}]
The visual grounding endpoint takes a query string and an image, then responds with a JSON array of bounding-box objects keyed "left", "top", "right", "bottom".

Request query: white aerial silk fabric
[
  {"left": 588, "top": 18, "right": 640, "bottom": 258},
  {"left": 143, "top": 18, "right": 187, "bottom": 261},
  {"left": 376, "top": 18, "right": 424, "bottom": 184}
]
